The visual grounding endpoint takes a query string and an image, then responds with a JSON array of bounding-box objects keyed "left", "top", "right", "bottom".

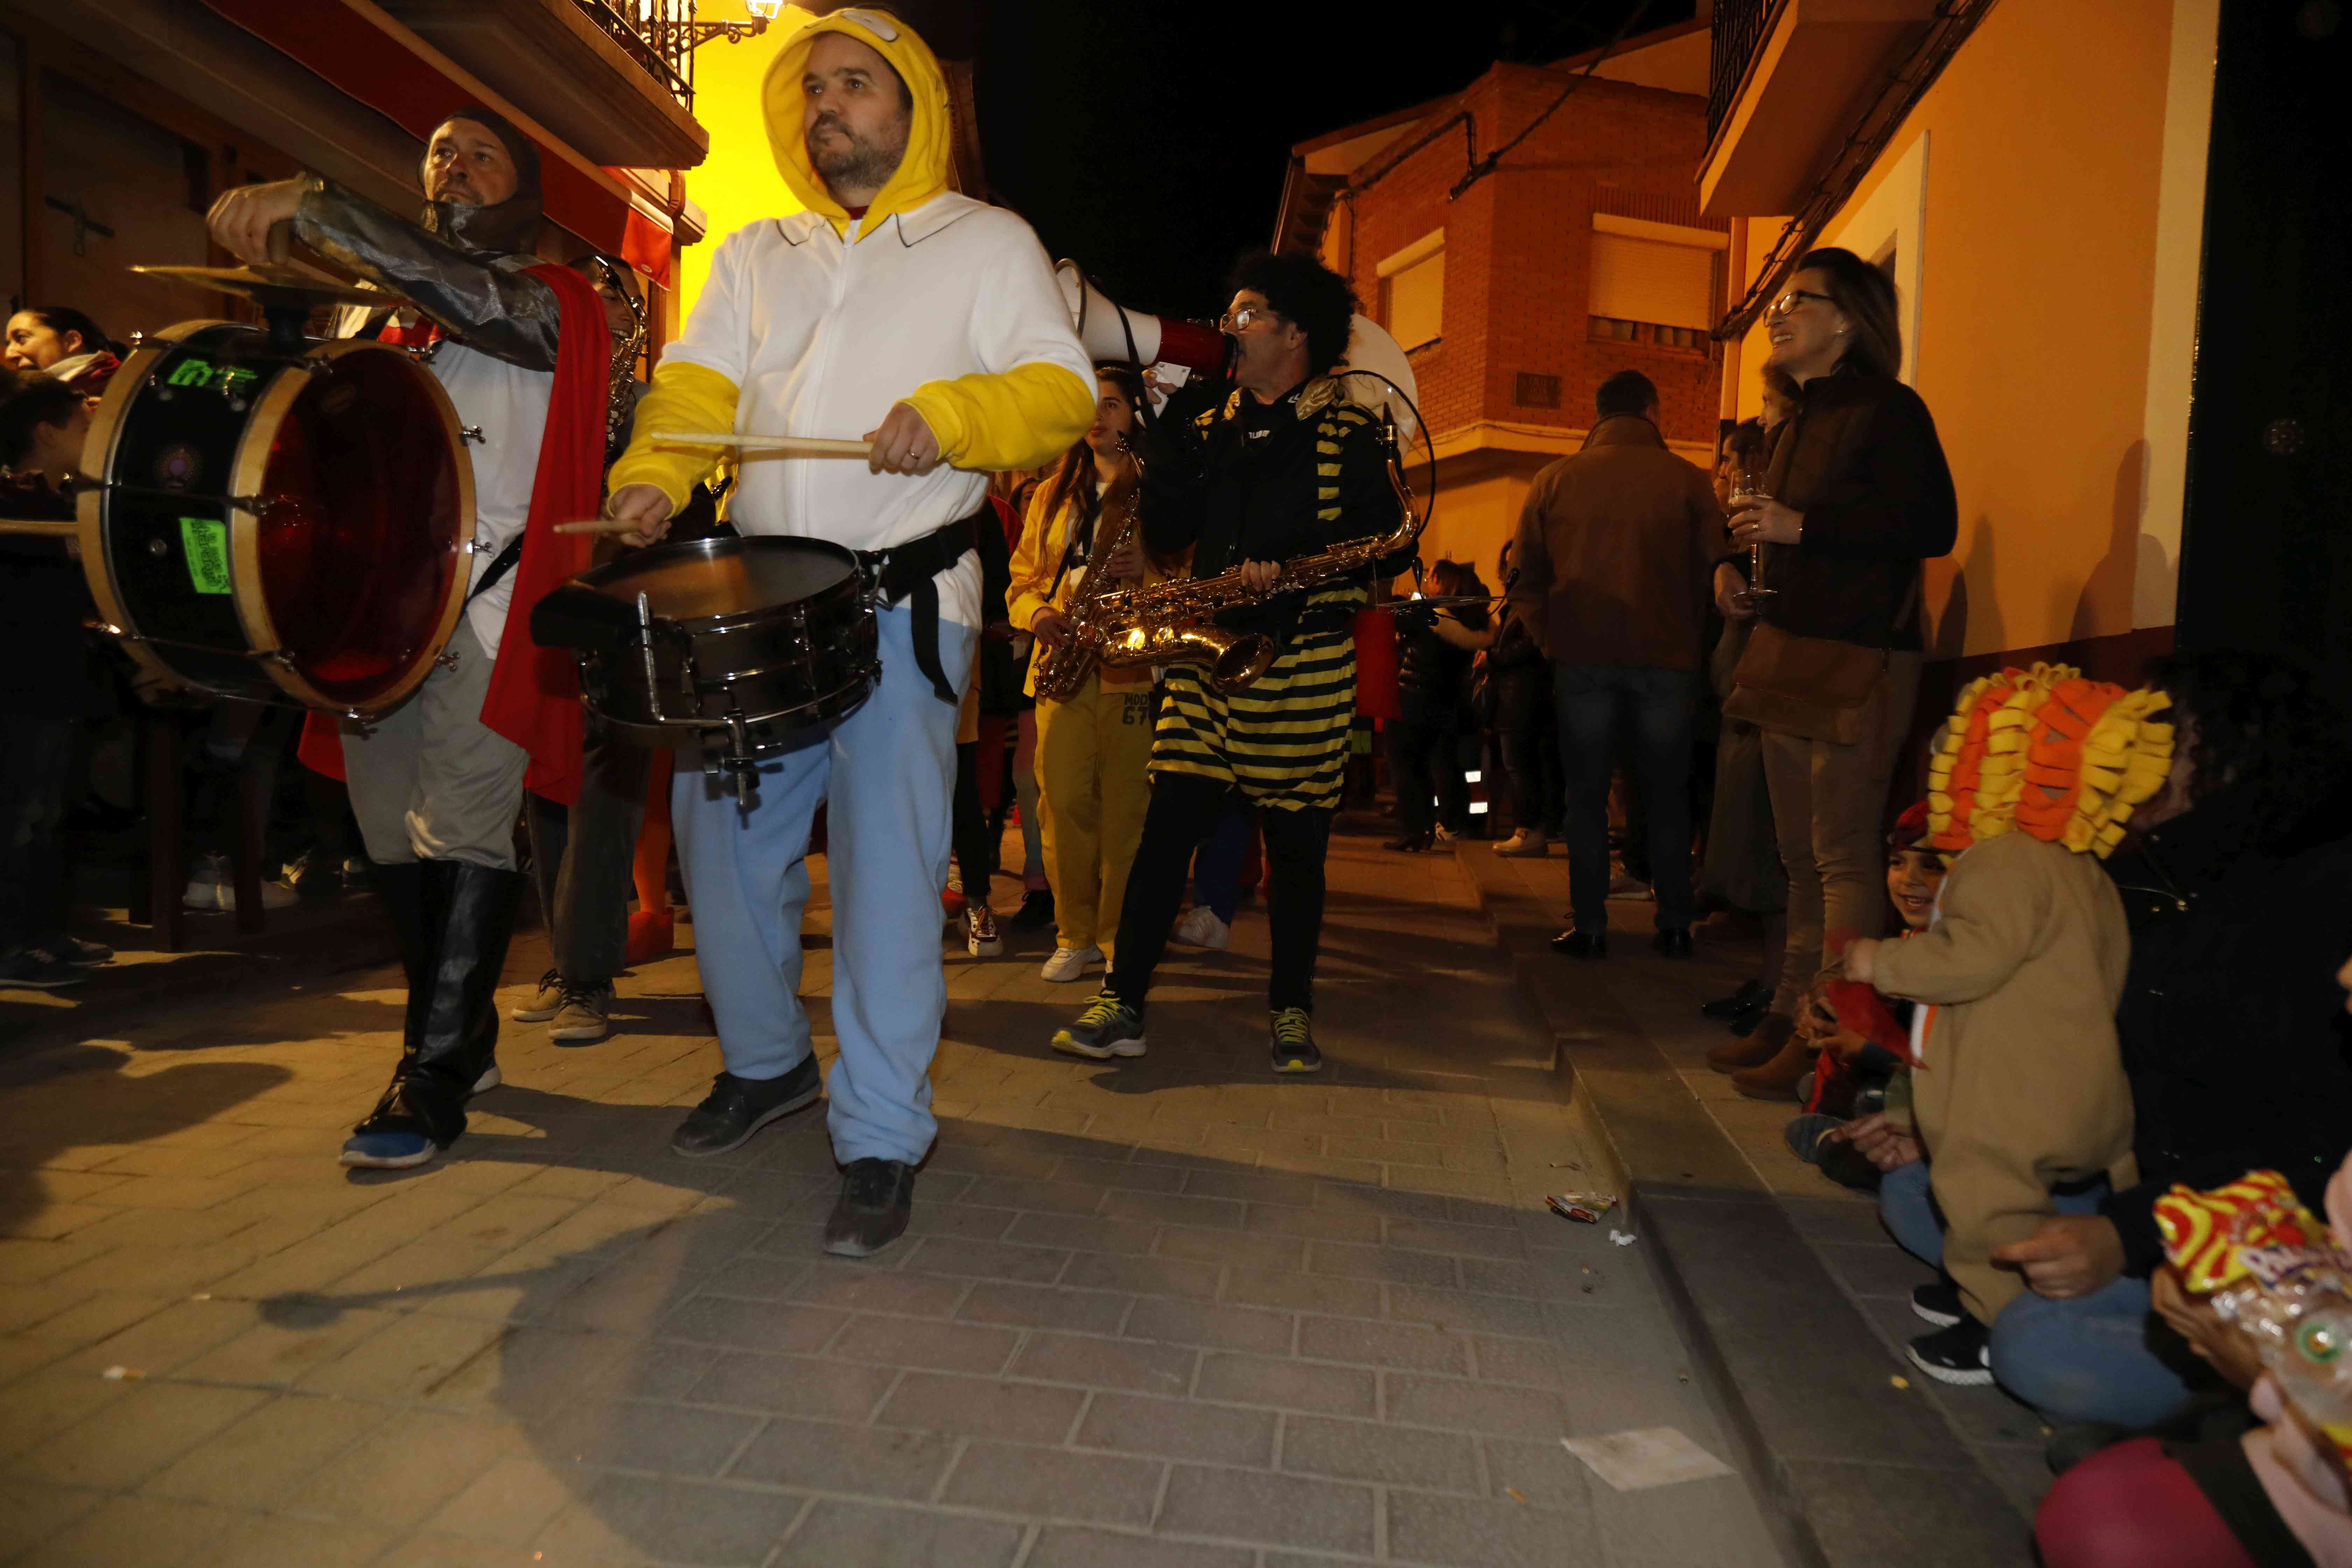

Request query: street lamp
[{"left": 656, "top": 0, "right": 782, "bottom": 50}]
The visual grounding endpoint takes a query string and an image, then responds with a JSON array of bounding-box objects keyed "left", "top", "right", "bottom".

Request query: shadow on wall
[{"left": 2070, "top": 438, "right": 2148, "bottom": 643}]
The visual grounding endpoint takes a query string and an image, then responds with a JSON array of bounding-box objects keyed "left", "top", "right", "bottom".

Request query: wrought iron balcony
[
  {"left": 571, "top": 0, "right": 776, "bottom": 112},
  {"left": 1707, "top": 0, "right": 1773, "bottom": 140}
]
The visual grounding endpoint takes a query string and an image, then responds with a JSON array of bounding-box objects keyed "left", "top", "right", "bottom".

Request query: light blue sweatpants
[{"left": 673, "top": 603, "right": 976, "bottom": 1166}]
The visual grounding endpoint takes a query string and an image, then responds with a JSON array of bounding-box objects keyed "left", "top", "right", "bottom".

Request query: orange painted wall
[
  {"left": 674, "top": 3, "right": 802, "bottom": 326},
  {"left": 1739, "top": 0, "right": 2176, "bottom": 661}
]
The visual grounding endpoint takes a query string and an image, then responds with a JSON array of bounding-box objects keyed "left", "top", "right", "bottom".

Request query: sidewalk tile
[
  {"left": 1383, "top": 1375, "right": 1567, "bottom": 1438},
  {"left": 9, "top": 1494, "right": 241, "bottom": 1568},
  {"left": 1158, "top": 1465, "right": 1375, "bottom": 1554},
  {"left": 1387, "top": 1490, "right": 1601, "bottom": 1568},
  {"left": 902, "top": 1236, "right": 1071, "bottom": 1282},
  {"left": 726, "top": 1415, "right": 957, "bottom": 1497},
  {"left": 14, "top": 1381, "right": 268, "bottom": 1488},
  {"left": 193, "top": 1514, "right": 397, "bottom": 1567},
  {"left": 1028, "top": 1527, "right": 1253, "bottom": 1568},
  {"left": 942, "top": 1441, "right": 1164, "bottom": 1527},
  {"left": 1297, "top": 1316, "right": 1470, "bottom": 1374},
  {"left": 1075, "top": 1392, "right": 1277, "bottom": 1465},
  {"left": 556, "top": 1399, "right": 762, "bottom": 1476},
  {"left": 425, "top": 1453, "right": 581, "bottom": 1543},
  {"left": 877, "top": 1371, "right": 1088, "bottom": 1442},
  {"left": 1124, "top": 1297, "right": 1294, "bottom": 1353},
  {"left": 547, "top": 1473, "right": 804, "bottom": 1566},
  {"left": 145, "top": 1392, "right": 389, "bottom": 1507},
  {"left": 658, "top": 1295, "right": 848, "bottom": 1353},
  {"left": 828, "top": 1314, "right": 1019, "bottom": 1374},
  {"left": 1282, "top": 1413, "right": 1482, "bottom": 1491},
  {"left": 772, "top": 1498, "right": 1023, "bottom": 1566},
  {"left": 1221, "top": 1267, "right": 1383, "bottom": 1318},
  {"left": 1011, "top": 1331, "right": 1194, "bottom": 1393},
  {"left": 1195, "top": 1353, "right": 1376, "bottom": 1416},
  {"left": 957, "top": 1280, "right": 1132, "bottom": 1334}
]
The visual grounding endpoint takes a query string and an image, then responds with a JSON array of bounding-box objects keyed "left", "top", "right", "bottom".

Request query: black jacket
[
  {"left": 2099, "top": 788, "right": 2352, "bottom": 1275},
  {"left": 1758, "top": 369, "right": 1956, "bottom": 651},
  {"left": 1138, "top": 380, "right": 1396, "bottom": 639}
]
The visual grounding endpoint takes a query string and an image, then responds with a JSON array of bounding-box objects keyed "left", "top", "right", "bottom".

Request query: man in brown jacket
[{"left": 1508, "top": 371, "right": 1724, "bottom": 958}]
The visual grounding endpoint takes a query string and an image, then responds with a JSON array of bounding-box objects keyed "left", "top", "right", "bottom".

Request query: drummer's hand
[
  {"left": 1238, "top": 559, "right": 1281, "bottom": 594},
  {"left": 864, "top": 402, "right": 943, "bottom": 476},
  {"left": 1030, "top": 607, "right": 1073, "bottom": 649},
  {"left": 206, "top": 178, "right": 307, "bottom": 263},
  {"left": 604, "top": 483, "right": 675, "bottom": 549}
]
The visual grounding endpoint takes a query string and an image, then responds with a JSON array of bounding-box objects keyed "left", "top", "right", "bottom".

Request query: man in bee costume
[{"left": 1052, "top": 250, "right": 1401, "bottom": 1074}]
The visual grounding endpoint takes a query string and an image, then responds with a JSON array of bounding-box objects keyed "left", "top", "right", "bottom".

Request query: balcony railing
[
  {"left": 1707, "top": 0, "right": 1773, "bottom": 139},
  {"left": 572, "top": 0, "right": 700, "bottom": 109}
]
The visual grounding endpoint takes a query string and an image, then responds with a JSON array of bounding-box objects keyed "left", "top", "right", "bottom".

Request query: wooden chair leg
[
  {"left": 232, "top": 762, "right": 268, "bottom": 936},
  {"left": 145, "top": 714, "right": 184, "bottom": 953}
]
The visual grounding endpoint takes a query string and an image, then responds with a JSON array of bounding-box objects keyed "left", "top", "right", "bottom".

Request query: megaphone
[
  {"left": 1056, "top": 261, "right": 1227, "bottom": 374},
  {"left": 1335, "top": 313, "right": 1422, "bottom": 446}
]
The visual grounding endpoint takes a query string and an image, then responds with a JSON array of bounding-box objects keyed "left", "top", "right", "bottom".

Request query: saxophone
[
  {"left": 1031, "top": 444, "right": 1154, "bottom": 702},
  {"left": 1070, "top": 427, "right": 1423, "bottom": 695}
]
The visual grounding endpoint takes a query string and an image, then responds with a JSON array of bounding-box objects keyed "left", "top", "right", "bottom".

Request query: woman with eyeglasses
[{"left": 1710, "top": 246, "right": 1957, "bottom": 1099}]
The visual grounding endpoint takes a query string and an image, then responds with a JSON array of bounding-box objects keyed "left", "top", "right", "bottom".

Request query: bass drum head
[
  {"left": 240, "top": 340, "right": 468, "bottom": 712},
  {"left": 581, "top": 534, "right": 860, "bottom": 627}
]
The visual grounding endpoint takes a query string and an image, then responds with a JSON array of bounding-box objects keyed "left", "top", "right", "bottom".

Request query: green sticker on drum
[{"left": 178, "top": 517, "right": 231, "bottom": 595}]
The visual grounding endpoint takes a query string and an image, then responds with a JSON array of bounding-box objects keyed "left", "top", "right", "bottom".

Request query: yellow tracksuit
[{"left": 1008, "top": 478, "right": 1158, "bottom": 957}]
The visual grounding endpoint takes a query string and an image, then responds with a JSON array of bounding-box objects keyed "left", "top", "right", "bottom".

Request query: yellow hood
[{"left": 762, "top": 6, "right": 952, "bottom": 238}]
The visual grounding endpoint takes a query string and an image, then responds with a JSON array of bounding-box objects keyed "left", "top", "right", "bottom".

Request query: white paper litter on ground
[
  {"left": 1562, "top": 1427, "right": 1735, "bottom": 1491},
  {"left": 1609, "top": 1229, "right": 1636, "bottom": 1246}
]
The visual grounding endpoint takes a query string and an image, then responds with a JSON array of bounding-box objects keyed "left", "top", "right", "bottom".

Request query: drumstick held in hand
[
  {"left": 648, "top": 430, "right": 872, "bottom": 458},
  {"left": 555, "top": 517, "right": 658, "bottom": 536}
]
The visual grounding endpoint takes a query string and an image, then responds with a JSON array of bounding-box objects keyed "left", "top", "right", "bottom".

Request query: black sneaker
[
  {"left": 1009, "top": 888, "right": 1056, "bottom": 931},
  {"left": 1912, "top": 1279, "right": 1964, "bottom": 1328},
  {"left": 0, "top": 946, "right": 88, "bottom": 989},
  {"left": 1907, "top": 1315, "right": 1992, "bottom": 1385},
  {"left": 670, "top": 1058, "right": 823, "bottom": 1158},
  {"left": 1053, "top": 989, "right": 1146, "bottom": 1060},
  {"left": 32, "top": 935, "right": 113, "bottom": 967},
  {"left": 1549, "top": 929, "right": 1607, "bottom": 959},
  {"left": 1270, "top": 1007, "right": 1322, "bottom": 1074},
  {"left": 1651, "top": 927, "right": 1694, "bottom": 959},
  {"left": 823, "top": 1157, "right": 915, "bottom": 1257},
  {"left": 1703, "top": 979, "right": 1770, "bottom": 1019}
]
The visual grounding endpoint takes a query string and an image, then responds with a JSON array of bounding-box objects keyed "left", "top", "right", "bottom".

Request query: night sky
[{"left": 971, "top": 0, "right": 1689, "bottom": 319}]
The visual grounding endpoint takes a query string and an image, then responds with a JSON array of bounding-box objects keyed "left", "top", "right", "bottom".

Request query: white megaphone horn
[{"left": 1055, "top": 261, "right": 1228, "bottom": 374}]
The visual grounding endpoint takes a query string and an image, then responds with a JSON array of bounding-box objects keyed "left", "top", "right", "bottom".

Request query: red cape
[{"left": 300, "top": 264, "right": 607, "bottom": 806}]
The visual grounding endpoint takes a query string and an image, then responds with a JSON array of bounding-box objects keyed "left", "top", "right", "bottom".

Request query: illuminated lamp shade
[{"left": 746, "top": 0, "right": 783, "bottom": 15}]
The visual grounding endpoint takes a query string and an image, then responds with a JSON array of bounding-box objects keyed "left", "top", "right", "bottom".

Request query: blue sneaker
[{"left": 339, "top": 1129, "right": 439, "bottom": 1169}]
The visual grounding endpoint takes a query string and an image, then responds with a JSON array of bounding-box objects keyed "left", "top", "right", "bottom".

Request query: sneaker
[
  {"left": 964, "top": 903, "right": 1002, "bottom": 958},
  {"left": 1493, "top": 828, "right": 1548, "bottom": 858},
  {"left": 512, "top": 967, "right": 565, "bottom": 1023},
  {"left": 1783, "top": 1112, "right": 1844, "bottom": 1164},
  {"left": 1907, "top": 1316, "right": 1992, "bottom": 1385},
  {"left": 33, "top": 935, "right": 113, "bottom": 967},
  {"left": 548, "top": 982, "right": 614, "bottom": 1045},
  {"left": 941, "top": 883, "right": 966, "bottom": 922},
  {"left": 1052, "top": 989, "right": 1146, "bottom": 1060},
  {"left": 670, "top": 1057, "right": 824, "bottom": 1158},
  {"left": 1912, "top": 1279, "right": 1965, "bottom": 1328},
  {"left": 1433, "top": 825, "right": 1457, "bottom": 846},
  {"left": 339, "top": 1128, "right": 438, "bottom": 1169},
  {"left": 1009, "top": 888, "right": 1055, "bottom": 930},
  {"left": 0, "top": 946, "right": 88, "bottom": 989},
  {"left": 822, "top": 1157, "right": 916, "bottom": 1257},
  {"left": 1608, "top": 869, "right": 1654, "bottom": 900},
  {"left": 1040, "top": 944, "right": 1101, "bottom": 983},
  {"left": 1270, "top": 1007, "right": 1322, "bottom": 1074},
  {"left": 1171, "top": 905, "right": 1229, "bottom": 950},
  {"left": 182, "top": 850, "right": 229, "bottom": 911},
  {"left": 342, "top": 854, "right": 371, "bottom": 879},
  {"left": 285, "top": 847, "right": 344, "bottom": 899}
]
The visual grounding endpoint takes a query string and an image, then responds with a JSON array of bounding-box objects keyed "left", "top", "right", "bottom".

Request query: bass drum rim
[
  {"left": 75, "top": 320, "right": 208, "bottom": 700},
  {"left": 227, "top": 335, "right": 473, "bottom": 715},
  {"left": 74, "top": 320, "right": 476, "bottom": 718}
]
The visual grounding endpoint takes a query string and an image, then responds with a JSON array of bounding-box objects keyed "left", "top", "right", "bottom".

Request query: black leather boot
[
  {"left": 342, "top": 861, "right": 525, "bottom": 1169},
  {"left": 363, "top": 859, "right": 431, "bottom": 993}
]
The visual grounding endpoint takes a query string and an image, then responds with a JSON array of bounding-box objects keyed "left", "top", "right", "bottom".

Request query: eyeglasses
[
  {"left": 1769, "top": 288, "right": 1835, "bottom": 318},
  {"left": 1218, "top": 305, "right": 1284, "bottom": 334}
]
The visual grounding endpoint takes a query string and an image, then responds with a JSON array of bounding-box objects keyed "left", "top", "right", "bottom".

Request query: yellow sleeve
[
  {"left": 1005, "top": 488, "right": 1065, "bottom": 634},
  {"left": 903, "top": 362, "right": 1094, "bottom": 473},
  {"left": 606, "top": 360, "right": 741, "bottom": 510}
]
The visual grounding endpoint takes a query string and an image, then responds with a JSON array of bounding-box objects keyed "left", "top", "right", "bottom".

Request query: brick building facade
[{"left": 1274, "top": 23, "right": 1723, "bottom": 572}]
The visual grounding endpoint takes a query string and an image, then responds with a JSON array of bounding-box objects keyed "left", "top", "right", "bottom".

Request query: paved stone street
[{"left": 0, "top": 823, "right": 1782, "bottom": 1568}]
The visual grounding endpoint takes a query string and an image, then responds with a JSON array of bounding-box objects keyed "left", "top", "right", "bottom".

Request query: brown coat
[
  {"left": 1507, "top": 416, "right": 1723, "bottom": 672},
  {"left": 1870, "top": 832, "right": 2137, "bottom": 1325}
]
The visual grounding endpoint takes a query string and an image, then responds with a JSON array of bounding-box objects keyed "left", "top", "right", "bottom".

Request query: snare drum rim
[
  {"left": 227, "top": 336, "right": 474, "bottom": 716},
  {"left": 576, "top": 534, "right": 868, "bottom": 636},
  {"left": 76, "top": 320, "right": 221, "bottom": 699}
]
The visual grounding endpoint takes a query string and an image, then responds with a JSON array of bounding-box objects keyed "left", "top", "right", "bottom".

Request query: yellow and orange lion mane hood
[{"left": 1926, "top": 664, "right": 2173, "bottom": 858}]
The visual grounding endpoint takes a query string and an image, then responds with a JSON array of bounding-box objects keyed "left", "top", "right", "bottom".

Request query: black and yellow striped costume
[{"left": 1147, "top": 392, "right": 1381, "bottom": 811}]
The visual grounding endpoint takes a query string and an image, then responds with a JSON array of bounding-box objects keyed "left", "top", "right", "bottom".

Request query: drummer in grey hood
[
  {"left": 600, "top": 5, "right": 1093, "bottom": 1256},
  {"left": 205, "top": 104, "right": 607, "bottom": 1172}
]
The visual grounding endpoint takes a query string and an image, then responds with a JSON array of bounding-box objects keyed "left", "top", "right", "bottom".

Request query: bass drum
[{"left": 76, "top": 319, "right": 472, "bottom": 716}]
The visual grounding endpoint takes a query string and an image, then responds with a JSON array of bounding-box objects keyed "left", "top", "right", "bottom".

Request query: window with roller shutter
[
  {"left": 1376, "top": 229, "right": 1445, "bottom": 353},
  {"left": 1585, "top": 216, "right": 1724, "bottom": 354}
]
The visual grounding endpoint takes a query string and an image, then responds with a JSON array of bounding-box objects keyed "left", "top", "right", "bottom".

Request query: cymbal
[{"left": 130, "top": 263, "right": 409, "bottom": 312}]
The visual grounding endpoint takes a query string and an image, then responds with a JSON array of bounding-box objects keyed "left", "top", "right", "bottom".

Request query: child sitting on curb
[{"left": 1844, "top": 667, "right": 2185, "bottom": 1419}]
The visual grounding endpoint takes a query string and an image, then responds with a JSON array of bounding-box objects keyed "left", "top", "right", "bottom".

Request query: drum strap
[
  {"left": 465, "top": 534, "right": 528, "bottom": 608},
  {"left": 856, "top": 512, "right": 980, "bottom": 705}
]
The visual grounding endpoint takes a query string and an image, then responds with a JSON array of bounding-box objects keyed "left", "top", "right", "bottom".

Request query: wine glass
[{"left": 1729, "top": 469, "right": 1776, "bottom": 604}]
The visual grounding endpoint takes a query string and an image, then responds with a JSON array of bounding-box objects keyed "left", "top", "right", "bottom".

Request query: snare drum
[
  {"left": 76, "top": 320, "right": 471, "bottom": 715},
  {"left": 571, "top": 535, "right": 880, "bottom": 794}
]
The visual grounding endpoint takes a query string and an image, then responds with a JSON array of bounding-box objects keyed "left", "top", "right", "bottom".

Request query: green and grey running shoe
[
  {"left": 1270, "top": 1007, "right": 1322, "bottom": 1074},
  {"left": 1053, "top": 989, "right": 1147, "bottom": 1060}
]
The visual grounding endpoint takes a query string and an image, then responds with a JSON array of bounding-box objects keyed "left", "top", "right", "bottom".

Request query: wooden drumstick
[
  {"left": 648, "top": 430, "right": 872, "bottom": 458},
  {"left": 554, "top": 517, "right": 660, "bottom": 536}
]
